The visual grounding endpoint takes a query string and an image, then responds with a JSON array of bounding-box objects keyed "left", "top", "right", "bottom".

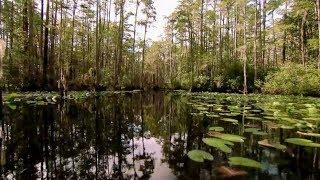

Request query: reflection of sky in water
[{"left": 1, "top": 92, "right": 320, "bottom": 179}]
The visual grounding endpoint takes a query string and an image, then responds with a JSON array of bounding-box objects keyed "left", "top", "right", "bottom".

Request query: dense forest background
[{"left": 0, "top": 0, "right": 320, "bottom": 95}]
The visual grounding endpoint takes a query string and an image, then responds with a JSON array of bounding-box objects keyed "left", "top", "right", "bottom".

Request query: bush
[{"left": 263, "top": 63, "right": 320, "bottom": 96}]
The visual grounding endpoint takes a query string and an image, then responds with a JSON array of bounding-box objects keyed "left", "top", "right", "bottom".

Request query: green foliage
[
  {"left": 285, "top": 138, "right": 320, "bottom": 147},
  {"left": 228, "top": 157, "right": 262, "bottom": 169},
  {"left": 187, "top": 150, "right": 214, "bottom": 163},
  {"left": 203, "top": 138, "right": 234, "bottom": 153},
  {"left": 264, "top": 64, "right": 320, "bottom": 96}
]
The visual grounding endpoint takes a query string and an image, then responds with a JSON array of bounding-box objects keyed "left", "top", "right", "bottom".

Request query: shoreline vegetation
[{"left": 0, "top": 0, "right": 320, "bottom": 98}]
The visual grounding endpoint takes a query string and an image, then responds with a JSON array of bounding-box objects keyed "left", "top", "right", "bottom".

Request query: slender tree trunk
[
  {"left": 243, "top": 1, "right": 248, "bottom": 94},
  {"left": 40, "top": 0, "right": 44, "bottom": 62},
  {"left": 282, "top": 1, "right": 288, "bottom": 64},
  {"left": 200, "top": 0, "right": 204, "bottom": 51},
  {"left": 132, "top": 0, "right": 140, "bottom": 85},
  {"left": 70, "top": 1, "right": 76, "bottom": 82},
  {"left": 0, "top": 0, "right": 2, "bottom": 38},
  {"left": 300, "top": 10, "right": 307, "bottom": 66},
  {"left": 43, "top": 0, "right": 49, "bottom": 90},
  {"left": 317, "top": 0, "right": 320, "bottom": 69},
  {"left": 114, "top": 0, "right": 125, "bottom": 90},
  {"left": 141, "top": 24, "right": 147, "bottom": 89},
  {"left": 262, "top": 0, "right": 266, "bottom": 66},
  {"left": 95, "top": 0, "right": 101, "bottom": 91},
  {"left": 254, "top": 0, "right": 258, "bottom": 82},
  {"left": 49, "top": 0, "right": 58, "bottom": 90}
]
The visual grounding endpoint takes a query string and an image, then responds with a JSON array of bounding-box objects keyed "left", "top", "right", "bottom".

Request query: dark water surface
[{"left": 1, "top": 91, "right": 320, "bottom": 179}]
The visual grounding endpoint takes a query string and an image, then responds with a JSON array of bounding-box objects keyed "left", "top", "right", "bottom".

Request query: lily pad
[
  {"left": 244, "top": 128, "right": 260, "bottom": 133},
  {"left": 296, "top": 131, "right": 320, "bottom": 138},
  {"left": 187, "top": 150, "right": 214, "bottom": 163},
  {"left": 203, "top": 138, "right": 234, "bottom": 153},
  {"left": 258, "top": 139, "right": 286, "bottom": 151},
  {"left": 221, "top": 118, "right": 239, "bottom": 124},
  {"left": 228, "top": 157, "right": 262, "bottom": 169},
  {"left": 209, "top": 126, "right": 224, "bottom": 132},
  {"left": 252, "top": 131, "right": 268, "bottom": 136},
  {"left": 209, "top": 132, "right": 246, "bottom": 143},
  {"left": 285, "top": 138, "right": 320, "bottom": 147}
]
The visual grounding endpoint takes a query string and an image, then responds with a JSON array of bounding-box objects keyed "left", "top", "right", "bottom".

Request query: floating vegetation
[
  {"left": 209, "top": 126, "right": 224, "bottom": 132},
  {"left": 296, "top": 131, "right": 320, "bottom": 138},
  {"left": 285, "top": 138, "right": 320, "bottom": 147},
  {"left": 258, "top": 139, "right": 286, "bottom": 151},
  {"left": 203, "top": 138, "right": 234, "bottom": 153},
  {"left": 206, "top": 113, "right": 220, "bottom": 118},
  {"left": 209, "top": 132, "right": 246, "bottom": 143},
  {"left": 244, "top": 128, "right": 260, "bottom": 133},
  {"left": 228, "top": 157, "right": 262, "bottom": 169},
  {"left": 216, "top": 166, "right": 247, "bottom": 178},
  {"left": 187, "top": 150, "right": 214, "bottom": 163},
  {"left": 221, "top": 118, "right": 238, "bottom": 124}
]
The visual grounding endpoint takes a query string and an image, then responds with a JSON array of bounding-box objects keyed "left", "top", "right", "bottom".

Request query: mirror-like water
[{"left": 1, "top": 91, "right": 320, "bottom": 179}]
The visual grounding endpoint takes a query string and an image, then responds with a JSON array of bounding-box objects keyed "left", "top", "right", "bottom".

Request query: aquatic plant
[{"left": 187, "top": 150, "right": 214, "bottom": 163}]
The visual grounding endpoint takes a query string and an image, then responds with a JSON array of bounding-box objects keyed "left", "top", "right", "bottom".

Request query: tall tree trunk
[
  {"left": 141, "top": 24, "right": 147, "bottom": 89},
  {"left": 234, "top": 2, "right": 238, "bottom": 59},
  {"left": 132, "top": 0, "right": 140, "bottom": 86},
  {"left": 282, "top": 1, "right": 288, "bottom": 64},
  {"left": 261, "top": 0, "right": 266, "bottom": 66},
  {"left": 70, "top": 1, "right": 76, "bottom": 82},
  {"left": 40, "top": 0, "right": 44, "bottom": 62},
  {"left": 49, "top": 0, "right": 58, "bottom": 90},
  {"left": 95, "top": 0, "right": 101, "bottom": 91},
  {"left": 243, "top": 1, "right": 248, "bottom": 94},
  {"left": 114, "top": 0, "right": 125, "bottom": 90},
  {"left": 43, "top": 0, "right": 49, "bottom": 90},
  {"left": 300, "top": 10, "right": 307, "bottom": 66},
  {"left": 200, "top": 0, "right": 204, "bottom": 51},
  {"left": 253, "top": 0, "right": 258, "bottom": 82},
  {"left": 317, "top": 0, "right": 320, "bottom": 69},
  {"left": 0, "top": 0, "right": 3, "bottom": 38}
]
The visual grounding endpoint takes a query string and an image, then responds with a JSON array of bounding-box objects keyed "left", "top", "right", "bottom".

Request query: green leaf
[
  {"left": 187, "top": 150, "right": 214, "bottom": 163},
  {"left": 258, "top": 139, "right": 287, "bottom": 151},
  {"left": 285, "top": 138, "right": 320, "bottom": 147},
  {"left": 210, "top": 132, "right": 246, "bottom": 143},
  {"left": 202, "top": 138, "right": 234, "bottom": 153},
  {"left": 209, "top": 126, "right": 224, "bottom": 132},
  {"left": 7, "top": 103, "right": 17, "bottom": 110},
  {"left": 244, "top": 128, "right": 260, "bottom": 133},
  {"left": 221, "top": 118, "right": 239, "bottom": 124},
  {"left": 228, "top": 157, "right": 262, "bottom": 169}
]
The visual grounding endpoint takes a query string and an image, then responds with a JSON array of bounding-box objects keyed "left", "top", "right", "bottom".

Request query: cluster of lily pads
[
  {"left": 186, "top": 92, "right": 320, "bottom": 176},
  {"left": 2, "top": 91, "right": 95, "bottom": 109}
]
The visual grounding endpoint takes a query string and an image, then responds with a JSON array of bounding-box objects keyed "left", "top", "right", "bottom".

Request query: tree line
[{"left": 0, "top": 0, "right": 319, "bottom": 94}]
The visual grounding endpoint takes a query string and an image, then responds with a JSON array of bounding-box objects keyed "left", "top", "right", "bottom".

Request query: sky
[{"left": 146, "top": 0, "right": 179, "bottom": 41}]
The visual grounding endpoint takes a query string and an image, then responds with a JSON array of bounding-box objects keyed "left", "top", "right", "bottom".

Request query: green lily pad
[
  {"left": 210, "top": 132, "right": 246, "bottom": 143},
  {"left": 253, "top": 131, "right": 268, "bottom": 136},
  {"left": 209, "top": 126, "right": 224, "bottom": 132},
  {"left": 206, "top": 114, "right": 220, "bottom": 118},
  {"left": 258, "top": 139, "right": 287, "bottom": 151},
  {"left": 244, "top": 128, "right": 260, "bottom": 133},
  {"left": 187, "top": 150, "right": 214, "bottom": 163},
  {"left": 297, "top": 131, "right": 320, "bottom": 138},
  {"left": 285, "top": 138, "right": 320, "bottom": 147},
  {"left": 228, "top": 157, "right": 262, "bottom": 169},
  {"left": 280, "top": 125, "right": 295, "bottom": 130},
  {"left": 221, "top": 118, "right": 239, "bottom": 124},
  {"left": 203, "top": 138, "right": 234, "bottom": 153},
  {"left": 245, "top": 117, "right": 263, "bottom": 121}
]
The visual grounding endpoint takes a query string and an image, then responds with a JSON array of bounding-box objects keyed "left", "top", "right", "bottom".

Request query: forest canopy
[{"left": 0, "top": 0, "right": 319, "bottom": 95}]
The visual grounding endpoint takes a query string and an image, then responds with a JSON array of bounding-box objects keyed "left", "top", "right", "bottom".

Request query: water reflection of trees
[{"left": 1, "top": 92, "right": 192, "bottom": 179}]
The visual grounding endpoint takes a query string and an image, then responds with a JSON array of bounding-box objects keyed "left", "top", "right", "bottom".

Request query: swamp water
[{"left": 1, "top": 91, "right": 320, "bottom": 179}]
